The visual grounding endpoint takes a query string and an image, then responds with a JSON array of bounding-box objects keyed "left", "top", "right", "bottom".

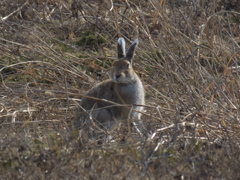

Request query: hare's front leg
[{"left": 131, "top": 106, "right": 147, "bottom": 136}]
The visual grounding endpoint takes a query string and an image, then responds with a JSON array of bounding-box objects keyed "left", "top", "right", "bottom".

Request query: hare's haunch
[{"left": 76, "top": 38, "right": 145, "bottom": 132}]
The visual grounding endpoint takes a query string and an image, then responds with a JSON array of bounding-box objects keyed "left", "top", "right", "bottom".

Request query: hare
[{"left": 75, "top": 38, "right": 145, "bottom": 136}]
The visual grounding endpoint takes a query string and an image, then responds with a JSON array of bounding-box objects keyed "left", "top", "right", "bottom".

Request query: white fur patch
[{"left": 118, "top": 37, "right": 125, "bottom": 46}]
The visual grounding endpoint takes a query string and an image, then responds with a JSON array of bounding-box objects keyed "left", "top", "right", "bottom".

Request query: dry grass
[{"left": 0, "top": 0, "right": 240, "bottom": 179}]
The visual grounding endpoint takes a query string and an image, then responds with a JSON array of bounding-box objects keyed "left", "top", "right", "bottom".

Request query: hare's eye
[
  {"left": 125, "top": 62, "right": 130, "bottom": 68},
  {"left": 116, "top": 74, "right": 121, "bottom": 79}
]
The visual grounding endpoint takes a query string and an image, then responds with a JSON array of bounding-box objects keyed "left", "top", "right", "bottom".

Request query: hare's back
[{"left": 80, "top": 80, "right": 116, "bottom": 110}]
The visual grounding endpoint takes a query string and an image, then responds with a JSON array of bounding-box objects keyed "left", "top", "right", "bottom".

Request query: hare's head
[{"left": 110, "top": 38, "right": 138, "bottom": 84}]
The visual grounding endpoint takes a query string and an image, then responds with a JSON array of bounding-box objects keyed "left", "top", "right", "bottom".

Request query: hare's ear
[
  {"left": 126, "top": 39, "right": 138, "bottom": 61},
  {"left": 117, "top": 38, "right": 126, "bottom": 59}
]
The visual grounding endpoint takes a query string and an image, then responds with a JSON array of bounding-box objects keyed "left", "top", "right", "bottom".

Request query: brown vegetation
[{"left": 0, "top": 0, "right": 240, "bottom": 179}]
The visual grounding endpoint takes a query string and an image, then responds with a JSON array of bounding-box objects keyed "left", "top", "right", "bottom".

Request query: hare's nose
[{"left": 116, "top": 74, "right": 121, "bottom": 79}]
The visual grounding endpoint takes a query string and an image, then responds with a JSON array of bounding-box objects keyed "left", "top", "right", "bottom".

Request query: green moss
[
  {"left": 1, "top": 67, "right": 17, "bottom": 75},
  {"left": 231, "top": 15, "right": 240, "bottom": 23},
  {"left": 1, "top": 158, "right": 13, "bottom": 169},
  {"left": 145, "top": 49, "right": 164, "bottom": 63},
  {"left": 57, "top": 42, "right": 76, "bottom": 53},
  {"left": 6, "top": 73, "right": 33, "bottom": 82},
  {"left": 76, "top": 30, "right": 107, "bottom": 48},
  {"left": 77, "top": 52, "right": 89, "bottom": 58}
]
